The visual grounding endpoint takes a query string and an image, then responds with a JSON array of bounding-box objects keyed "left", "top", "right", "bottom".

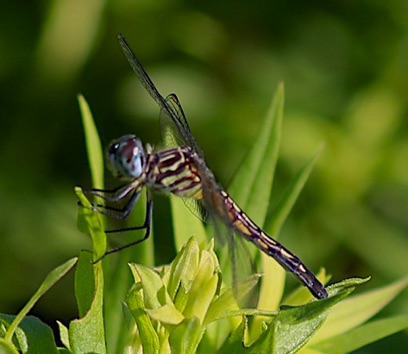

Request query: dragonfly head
[{"left": 107, "top": 135, "right": 146, "bottom": 180}]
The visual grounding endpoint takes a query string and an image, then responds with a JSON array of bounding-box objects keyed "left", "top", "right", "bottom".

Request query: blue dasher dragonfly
[{"left": 86, "top": 33, "right": 328, "bottom": 300}]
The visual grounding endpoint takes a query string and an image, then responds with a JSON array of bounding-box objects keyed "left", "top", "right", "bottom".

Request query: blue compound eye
[{"left": 107, "top": 135, "right": 145, "bottom": 180}]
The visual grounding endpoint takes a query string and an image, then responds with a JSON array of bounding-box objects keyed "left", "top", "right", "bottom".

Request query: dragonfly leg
[
  {"left": 96, "top": 195, "right": 154, "bottom": 260},
  {"left": 85, "top": 181, "right": 140, "bottom": 202},
  {"left": 90, "top": 189, "right": 142, "bottom": 220}
]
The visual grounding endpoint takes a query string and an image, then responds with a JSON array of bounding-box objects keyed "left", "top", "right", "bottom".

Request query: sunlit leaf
[
  {"left": 312, "top": 315, "right": 408, "bottom": 353},
  {"left": 229, "top": 82, "right": 284, "bottom": 225},
  {"left": 126, "top": 283, "right": 160, "bottom": 353},
  {"left": 78, "top": 94, "right": 104, "bottom": 189},
  {"left": 69, "top": 251, "right": 105, "bottom": 354},
  {"left": 310, "top": 276, "right": 408, "bottom": 343}
]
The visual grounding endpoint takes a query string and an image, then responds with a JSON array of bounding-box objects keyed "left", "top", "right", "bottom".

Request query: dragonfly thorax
[{"left": 107, "top": 135, "right": 146, "bottom": 180}]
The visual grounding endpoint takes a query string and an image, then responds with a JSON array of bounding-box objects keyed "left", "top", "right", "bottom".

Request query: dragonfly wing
[
  {"left": 228, "top": 228, "right": 260, "bottom": 307},
  {"left": 159, "top": 95, "right": 185, "bottom": 149},
  {"left": 160, "top": 93, "right": 204, "bottom": 158},
  {"left": 117, "top": 34, "right": 199, "bottom": 153},
  {"left": 181, "top": 197, "right": 209, "bottom": 223},
  {"left": 215, "top": 217, "right": 259, "bottom": 307},
  {"left": 159, "top": 94, "right": 208, "bottom": 220},
  {"left": 196, "top": 159, "right": 259, "bottom": 306},
  {"left": 118, "top": 34, "right": 207, "bottom": 221}
]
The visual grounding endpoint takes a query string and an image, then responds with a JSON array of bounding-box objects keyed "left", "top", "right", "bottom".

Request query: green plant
[{"left": 0, "top": 87, "right": 406, "bottom": 353}]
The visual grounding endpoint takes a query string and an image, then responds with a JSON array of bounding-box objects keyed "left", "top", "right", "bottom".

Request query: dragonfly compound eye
[{"left": 107, "top": 135, "right": 145, "bottom": 180}]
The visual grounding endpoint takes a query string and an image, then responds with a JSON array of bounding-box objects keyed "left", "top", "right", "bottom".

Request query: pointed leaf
[
  {"left": 75, "top": 187, "right": 107, "bottom": 261},
  {"left": 183, "top": 250, "right": 219, "bottom": 323},
  {"left": 129, "top": 263, "right": 172, "bottom": 310},
  {"left": 126, "top": 283, "right": 160, "bottom": 354},
  {"left": 229, "top": 83, "right": 284, "bottom": 226},
  {"left": 167, "top": 237, "right": 200, "bottom": 302},
  {"left": 78, "top": 94, "right": 104, "bottom": 189},
  {"left": 220, "top": 85, "right": 285, "bottom": 303},
  {"left": 147, "top": 304, "right": 185, "bottom": 326},
  {"left": 218, "top": 318, "right": 248, "bottom": 353},
  {"left": 169, "top": 317, "right": 204, "bottom": 354},
  {"left": 265, "top": 144, "right": 324, "bottom": 236},
  {"left": 255, "top": 141, "right": 323, "bottom": 320},
  {"left": 3, "top": 258, "right": 77, "bottom": 343},
  {"left": 57, "top": 321, "right": 70, "bottom": 350},
  {"left": 252, "top": 287, "right": 352, "bottom": 354},
  {"left": 310, "top": 276, "right": 407, "bottom": 343},
  {"left": 312, "top": 315, "right": 408, "bottom": 354}
]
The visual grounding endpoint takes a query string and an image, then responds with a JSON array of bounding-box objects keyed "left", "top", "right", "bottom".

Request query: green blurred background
[{"left": 1, "top": 0, "right": 407, "bottom": 352}]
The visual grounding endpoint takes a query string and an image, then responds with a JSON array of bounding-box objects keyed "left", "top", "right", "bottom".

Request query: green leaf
[
  {"left": 250, "top": 267, "right": 328, "bottom": 344},
  {"left": 147, "top": 304, "right": 185, "bottom": 326},
  {"left": 310, "top": 276, "right": 407, "bottom": 343},
  {"left": 104, "top": 258, "right": 136, "bottom": 354},
  {"left": 217, "top": 318, "right": 248, "bottom": 353},
  {"left": 69, "top": 251, "right": 106, "bottom": 354},
  {"left": 126, "top": 283, "right": 160, "bottom": 354},
  {"left": 248, "top": 277, "right": 367, "bottom": 353},
  {"left": 251, "top": 286, "right": 353, "bottom": 354},
  {"left": 74, "top": 251, "right": 96, "bottom": 317},
  {"left": 169, "top": 317, "right": 204, "bottom": 354},
  {"left": 255, "top": 146, "right": 327, "bottom": 316},
  {"left": 78, "top": 94, "right": 104, "bottom": 189},
  {"left": 166, "top": 237, "right": 201, "bottom": 310},
  {"left": 313, "top": 315, "right": 408, "bottom": 354},
  {"left": 229, "top": 83, "right": 284, "bottom": 226},
  {"left": 222, "top": 84, "right": 287, "bottom": 311},
  {"left": 57, "top": 321, "right": 70, "bottom": 350},
  {"left": 128, "top": 263, "right": 173, "bottom": 310},
  {"left": 253, "top": 145, "right": 324, "bottom": 336},
  {"left": 182, "top": 250, "right": 219, "bottom": 324},
  {"left": 75, "top": 187, "right": 107, "bottom": 262},
  {"left": 265, "top": 144, "right": 324, "bottom": 236},
  {"left": 1, "top": 315, "right": 59, "bottom": 354},
  {"left": 168, "top": 237, "right": 201, "bottom": 293},
  {"left": 3, "top": 258, "right": 77, "bottom": 344}
]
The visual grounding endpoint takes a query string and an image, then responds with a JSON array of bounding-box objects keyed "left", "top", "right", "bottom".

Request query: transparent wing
[
  {"left": 159, "top": 93, "right": 204, "bottom": 157},
  {"left": 208, "top": 212, "right": 259, "bottom": 307},
  {"left": 194, "top": 157, "right": 259, "bottom": 304},
  {"left": 181, "top": 197, "right": 208, "bottom": 223},
  {"left": 118, "top": 34, "right": 203, "bottom": 157}
]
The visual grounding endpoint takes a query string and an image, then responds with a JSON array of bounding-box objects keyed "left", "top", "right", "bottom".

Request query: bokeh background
[{"left": 1, "top": 1, "right": 407, "bottom": 352}]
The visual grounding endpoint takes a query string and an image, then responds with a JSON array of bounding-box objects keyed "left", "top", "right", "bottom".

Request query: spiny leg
[
  {"left": 81, "top": 184, "right": 154, "bottom": 262},
  {"left": 93, "top": 195, "right": 154, "bottom": 262},
  {"left": 89, "top": 189, "right": 142, "bottom": 220},
  {"left": 85, "top": 182, "right": 140, "bottom": 203},
  {"left": 105, "top": 198, "right": 153, "bottom": 254}
]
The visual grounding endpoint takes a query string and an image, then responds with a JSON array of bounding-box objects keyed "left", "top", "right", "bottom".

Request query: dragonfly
[{"left": 86, "top": 33, "right": 328, "bottom": 300}]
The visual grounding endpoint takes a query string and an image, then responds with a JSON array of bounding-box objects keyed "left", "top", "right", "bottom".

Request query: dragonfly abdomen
[
  {"left": 219, "top": 190, "right": 328, "bottom": 299},
  {"left": 148, "top": 147, "right": 203, "bottom": 199}
]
